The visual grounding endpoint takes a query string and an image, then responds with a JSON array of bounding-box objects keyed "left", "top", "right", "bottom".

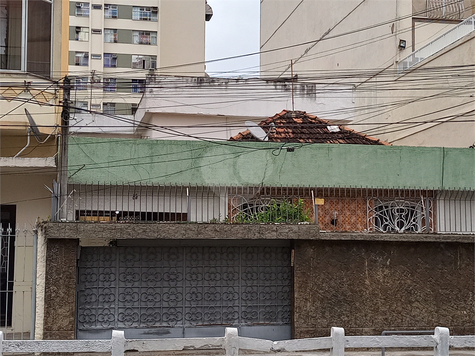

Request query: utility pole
[{"left": 58, "top": 76, "right": 70, "bottom": 220}]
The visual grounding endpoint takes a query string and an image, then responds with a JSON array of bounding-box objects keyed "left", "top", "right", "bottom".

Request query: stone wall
[
  {"left": 43, "top": 239, "right": 78, "bottom": 340},
  {"left": 293, "top": 239, "right": 474, "bottom": 338}
]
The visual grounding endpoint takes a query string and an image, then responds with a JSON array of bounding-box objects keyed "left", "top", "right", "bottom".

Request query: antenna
[
  {"left": 245, "top": 121, "right": 268, "bottom": 141},
  {"left": 25, "top": 108, "right": 43, "bottom": 141},
  {"left": 14, "top": 109, "right": 45, "bottom": 157}
]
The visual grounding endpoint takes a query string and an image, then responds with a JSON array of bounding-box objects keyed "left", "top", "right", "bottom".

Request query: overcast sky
[{"left": 205, "top": 0, "right": 260, "bottom": 77}]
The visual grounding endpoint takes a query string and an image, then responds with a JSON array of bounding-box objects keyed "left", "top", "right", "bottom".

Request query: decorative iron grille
[{"left": 368, "top": 199, "right": 433, "bottom": 233}]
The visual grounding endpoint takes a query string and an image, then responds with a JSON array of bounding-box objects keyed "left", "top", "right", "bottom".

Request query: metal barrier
[
  {"left": 0, "top": 225, "right": 34, "bottom": 340},
  {"left": 62, "top": 183, "right": 475, "bottom": 234}
]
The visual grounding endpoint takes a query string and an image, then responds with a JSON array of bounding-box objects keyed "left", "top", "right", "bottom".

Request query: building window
[
  {"left": 0, "top": 0, "right": 52, "bottom": 75},
  {"left": 104, "top": 29, "right": 118, "bottom": 43},
  {"left": 132, "top": 6, "right": 158, "bottom": 21},
  {"left": 75, "top": 2, "right": 90, "bottom": 17},
  {"left": 91, "top": 54, "right": 102, "bottom": 60},
  {"left": 74, "top": 77, "right": 88, "bottom": 90},
  {"left": 103, "top": 102, "right": 116, "bottom": 114},
  {"left": 133, "top": 31, "right": 157, "bottom": 45},
  {"left": 75, "top": 52, "right": 89, "bottom": 66},
  {"left": 104, "top": 4, "right": 118, "bottom": 18},
  {"left": 91, "top": 29, "right": 102, "bottom": 35},
  {"left": 131, "top": 55, "right": 156, "bottom": 69},
  {"left": 92, "top": 4, "right": 102, "bottom": 10},
  {"left": 75, "top": 101, "right": 88, "bottom": 112},
  {"left": 75, "top": 27, "right": 89, "bottom": 41},
  {"left": 104, "top": 53, "right": 117, "bottom": 68},
  {"left": 103, "top": 78, "right": 117, "bottom": 92},
  {"left": 132, "top": 79, "right": 146, "bottom": 93},
  {"left": 90, "top": 104, "right": 101, "bottom": 111}
]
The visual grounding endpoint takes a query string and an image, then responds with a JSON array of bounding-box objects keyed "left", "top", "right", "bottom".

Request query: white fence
[{"left": 1, "top": 327, "right": 474, "bottom": 356}]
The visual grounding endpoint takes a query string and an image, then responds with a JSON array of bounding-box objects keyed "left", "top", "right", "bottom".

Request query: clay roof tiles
[{"left": 229, "top": 110, "right": 389, "bottom": 145}]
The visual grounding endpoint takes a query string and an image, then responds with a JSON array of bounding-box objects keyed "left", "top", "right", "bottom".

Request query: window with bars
[
  {"left": 75, "top": 52, "right": 89, "bottom": 66},
  {"left": 103, "top": 78, "right": 117, "bottom": 92},
  {"left": 75, "top": 2, "right": 90, "bottom": 17},
  {"left": 104, "top": 29, "right": 118, "bottom": 43},
  {"left": 104, "top": 53, "right": 118, "bottom": 68},
  {"left": 132, "top": 6, "right": 158, "bottom": 21},
  {"left": 104, "top": 4, "right": 118, "bottom": 18},
  {"left": 133, "top": 31, "right": 157, "bottom": 45}
]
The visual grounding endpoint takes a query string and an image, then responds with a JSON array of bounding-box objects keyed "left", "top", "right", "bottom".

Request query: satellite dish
[
  {"left": 25, "top": 108, "right": 43, "bottom": 141},
  {"left": 245, "top": 121, "right": 268, "bottom": 141}
]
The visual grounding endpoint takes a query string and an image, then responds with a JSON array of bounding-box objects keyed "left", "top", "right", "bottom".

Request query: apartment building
[
  {"left": 68, "top": 0, "right": 212, "bottom": 123},
  {"left": 259, "top": 0, "right": 475, "bottom": 147}
]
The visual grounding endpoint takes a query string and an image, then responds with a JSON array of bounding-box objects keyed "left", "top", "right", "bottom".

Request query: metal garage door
[{"left": 77, "top": 242, "right": 291, "bottom": 340}]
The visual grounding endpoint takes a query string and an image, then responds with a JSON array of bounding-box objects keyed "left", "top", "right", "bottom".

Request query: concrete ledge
[
  {"left": 39, "top": 222, "right": 474, "bottom": 243},
  {"left": 0, "top": 157, "right": 56, "bottom": 168}
]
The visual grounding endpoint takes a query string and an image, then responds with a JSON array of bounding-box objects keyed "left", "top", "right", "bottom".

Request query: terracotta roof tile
[{"left": 229, "top": 110, "right": 389, "bottom": 145}]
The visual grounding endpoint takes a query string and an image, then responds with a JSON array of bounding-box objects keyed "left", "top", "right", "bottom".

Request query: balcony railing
[
  {"left": 59, "top": 183, "right": 475, "bottom": 234},
  {"left": 398, "top": 13, "right": 475, "bottom": 72}
]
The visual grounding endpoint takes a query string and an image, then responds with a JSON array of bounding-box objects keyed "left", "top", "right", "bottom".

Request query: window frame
[
  {"left": 132, "top": 6, "right": 158, "bottom": 21},
  {"left": 103, "top": 102, "right": 116, "bottom": 115},
  {"left": 104, "top": 53, "right": 118, "bottom": 68},
  {"left": 103, "top": 78, "right": 117, "bottom": 92},
  {"left": 75, "top": 52, "right": 89, "bottom": 66},
  {"left": 104, "top": 29, "right": 118, "bottom": 43},
  {"left": 104, "top": 4, "right": 118, "bottom": 19},
  {"left": 131, "top": 79, "right": 146, "bottom": 93},
  {"left": 132, "top": 31, "right": 157, "bottom": 45},
  {"left": 131, "top": 55, "right": 157, "bottom": 69},
  {"left": 74, "top": 77, "right": 88, "bottom": 90},
  {"left": 75, "top": 2, "right": 90, "bottom": 17},
  {"left": 75, "top": 27, "right": 89, "bottom": 41}
]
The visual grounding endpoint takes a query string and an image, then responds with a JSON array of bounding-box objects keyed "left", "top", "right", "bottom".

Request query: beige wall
[
  {"left": 158, "top": 0, "right": 206, "bottom": 75},
  {"left": 260, "top": 0, "right": 412, "bottom": 78},
  {"left": 354, "top": 32, "right": 475, "bottom": 147}
]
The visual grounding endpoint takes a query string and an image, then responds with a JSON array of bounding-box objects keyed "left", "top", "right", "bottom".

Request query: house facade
[
  {"left": 35, "top": 137, "right": 475, "bottom": 340},
  {"left": 259, "top": 0, "right": 475, "bottom": 147},
  {"left": 1, "top": 0, "right": 64, "bottom": 338}
]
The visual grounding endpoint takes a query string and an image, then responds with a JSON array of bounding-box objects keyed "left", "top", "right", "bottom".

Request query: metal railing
[
  {"left": 398, "top": 13, "right": 475, "bottom": 72},
  {"left": 0, "top": 225, "right": 34, "bottom": 340},
  {"left": 1, "top": 327, "right": 473, "bottom": 356},
  {"left": 59, "top": 183, "right": 475, "bottom": 234}
]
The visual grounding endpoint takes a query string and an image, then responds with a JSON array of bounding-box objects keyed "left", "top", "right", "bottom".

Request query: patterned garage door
[{"left": 77, "top": 243, "right": 291, "bottom": 340}]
